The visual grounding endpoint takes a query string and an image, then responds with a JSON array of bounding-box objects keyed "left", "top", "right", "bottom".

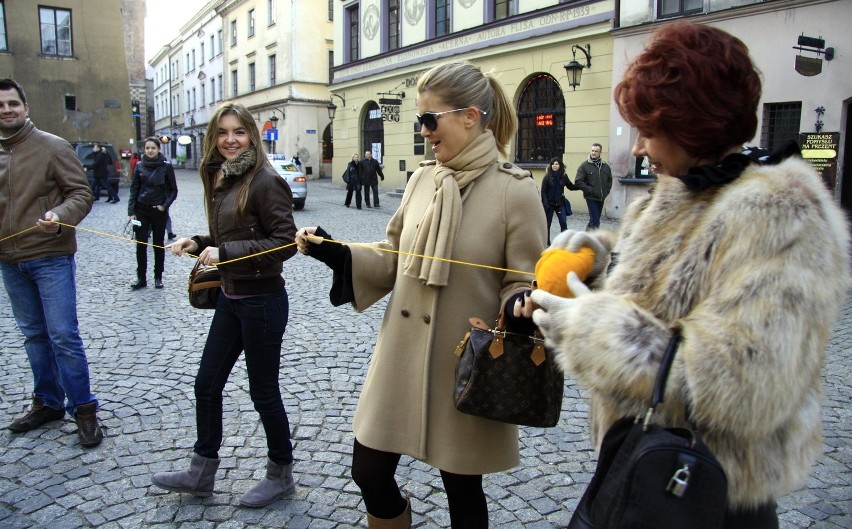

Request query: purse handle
[{"left": 642, "top": 330, "right": 683, "bottom": 429}]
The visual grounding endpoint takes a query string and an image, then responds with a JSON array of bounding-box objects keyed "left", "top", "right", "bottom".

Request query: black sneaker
[
  {"left": 130, "top": 279, "right": 147, "bottom": 290},
  {"left": 168, "top": 233, "right": 177, "bottom": 240}
]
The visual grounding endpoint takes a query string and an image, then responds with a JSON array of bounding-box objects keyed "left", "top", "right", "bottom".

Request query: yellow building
[
  {"left": 329, "top": 0, "right": 614, "bottom": 210},
  {"left": 0, "top": 0, "right": 133, "bottom": 149},
  {"left": 218, "top": 0, "right": 334, "bottom": 179}
]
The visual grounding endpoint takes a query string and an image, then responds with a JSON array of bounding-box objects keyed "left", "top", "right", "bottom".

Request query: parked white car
[{"left": 268, "top": 158, "right": 307, "bottom": 210}]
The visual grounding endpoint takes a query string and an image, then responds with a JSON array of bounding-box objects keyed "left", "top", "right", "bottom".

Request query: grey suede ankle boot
[
  {"left": 151, "top": 453, "right": 220, "bottom": 497},
  {"left": 239, "top": 458, "right": 296, "bottom": 508}
]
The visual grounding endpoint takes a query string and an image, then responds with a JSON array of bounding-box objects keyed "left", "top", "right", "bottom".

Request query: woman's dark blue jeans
[{"left": 193, "top": 288, "right": 293, "bottom": 465}]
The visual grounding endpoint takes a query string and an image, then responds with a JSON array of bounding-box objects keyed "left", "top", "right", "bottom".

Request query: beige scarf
[{"left": 403, "top": 130, "right": 498, "bottom": 287}]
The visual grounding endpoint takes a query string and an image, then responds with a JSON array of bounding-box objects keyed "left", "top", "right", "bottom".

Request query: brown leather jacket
[
  {"left": 192, "top": 164, "right": 297, "bottom": 296},
  {"left": 0, "top": 120, "right": 93, "bottom": 263}
]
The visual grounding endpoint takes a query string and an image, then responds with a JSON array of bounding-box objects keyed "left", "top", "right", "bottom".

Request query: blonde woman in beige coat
[
  {"left": 532, "top": 22, "right": 850, "bottom": 527},
  {"left": 296, "top": 61, "right": 546, "bottom": 528}
]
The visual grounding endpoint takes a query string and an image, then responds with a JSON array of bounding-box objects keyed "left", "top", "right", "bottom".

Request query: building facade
[
  {"left": 0, "top": 0, "right": 133, "bottom": 150},
  {"left": 175, "top": 2, "right": 226, "bottom": 169},
  {"left": 121, "top": 0, "right": 147, "bottom": 152},
  {"left": 608, "top": 0, "right": 851, "bottom": 218},
  {"left": 217, "top": 0, "right": 335, "bottom": 179},
  {"left": 329, "top": 0, "right": 614, "bottom": 209}
]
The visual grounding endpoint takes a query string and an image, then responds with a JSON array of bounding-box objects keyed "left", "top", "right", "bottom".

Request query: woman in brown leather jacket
[{"left": 152, "top": 102, "right": 299, "bottom": 508}]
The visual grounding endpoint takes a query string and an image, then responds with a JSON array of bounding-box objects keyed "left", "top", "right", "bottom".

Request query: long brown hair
[{"left": 199, "top": 102, "right": 268, "bottom": 221}]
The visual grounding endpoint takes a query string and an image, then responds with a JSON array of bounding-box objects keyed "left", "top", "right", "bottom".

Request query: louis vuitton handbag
[
  {"left": 567, "top": 332, "right": 728, "bottom": 529},
  {"left": 453, "top": 315, "right": 563, "bottom": 427},
  {"left": 188, "top": 259, "right": 221, "bottom": 309}
]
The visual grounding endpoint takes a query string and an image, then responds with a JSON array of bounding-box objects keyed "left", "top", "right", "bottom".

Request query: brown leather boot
[
  {"left": 7, "top": 397, "right": 65, "bottom": 432},
  {"left": 367, "top": 497, "right": 411, "bottom": 528},
  {"left": 74, "top": 402, "right": 104, "bottom": 448}
]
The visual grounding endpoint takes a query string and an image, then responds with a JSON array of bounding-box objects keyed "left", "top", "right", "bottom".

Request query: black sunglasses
[{"left": 415, "top": 108, "right": 486, "bottom": 131}]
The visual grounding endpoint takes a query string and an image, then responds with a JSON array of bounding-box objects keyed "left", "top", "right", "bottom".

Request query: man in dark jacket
[
  {"left": 0, "top": 78, "right": 103, "bottom": 447},
  {"left": 91, "top": 143, "right": 119, "bottom": 203},
  {"left": 574, "top": 143, "right": 612, "bottom": 230},
  {"left": 358, "top": 150, "right": 384, "bottom": 208}
]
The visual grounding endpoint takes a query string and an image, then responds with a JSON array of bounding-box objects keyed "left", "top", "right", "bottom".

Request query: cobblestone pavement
[{"left": 1, "top": 170, "right": 849, "bottom": 528}]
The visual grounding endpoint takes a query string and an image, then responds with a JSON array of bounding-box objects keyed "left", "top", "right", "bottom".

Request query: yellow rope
[{"left": 5, "top": 222, "right": 535, "bottom": 277}]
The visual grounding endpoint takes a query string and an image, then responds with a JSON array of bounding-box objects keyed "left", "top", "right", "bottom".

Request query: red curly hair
[{"left": 614, "top": 21, "right": 762, "bottom": 161}]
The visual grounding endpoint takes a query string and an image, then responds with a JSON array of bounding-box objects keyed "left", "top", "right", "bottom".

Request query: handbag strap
[
  {"left": 642, "top": 330, "right": 683, "bottom": 428},
  {"left": 651, "top": 330, "right": 683, "bottom": 407}
]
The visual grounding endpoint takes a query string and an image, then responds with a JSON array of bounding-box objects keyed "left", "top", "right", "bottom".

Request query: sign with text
[
  {"left": 800, "top": 132, "right": 839, "bottom": 190},
  {"left": 536, "top": 114, "right": 554, "bottom": 127}
]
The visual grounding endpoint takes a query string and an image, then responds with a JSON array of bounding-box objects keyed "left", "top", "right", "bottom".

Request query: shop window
[
  {"left": 387, "top": 0, "right": 400, "bottom": 51},
  {"left": 515, "top": 74, "right": 565, "bottom": 163},
  {"left": 0, "top": 1, "right": 7, "bottom": 52},
  {"left": 435, "top": 0, "right": 450, "bottom": 37},
  {"left": 761, "top": 102, "right": 802, "bottom": 151},
  {"left": 493, "top": 0, "right": 517, "bottom": 21},
  {"left": 658, "top": 0, "right": 702, "bottom": 19},
  {"left": 362, "top": 101, "right": 385, "bottom": 161},
  {"left": 346, "top": 4, "right": 359, "bottom": 62},
  {"left": 39, "top": 6, "right": 73, "bottom": 57}
]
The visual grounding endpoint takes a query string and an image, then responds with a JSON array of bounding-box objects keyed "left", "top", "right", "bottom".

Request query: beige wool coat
[
  {"left": 542, "top": 156, "right": 850, "bottom": 509},
  {"left": 348, "top": 160, "right": 546, "bottom": 475}
]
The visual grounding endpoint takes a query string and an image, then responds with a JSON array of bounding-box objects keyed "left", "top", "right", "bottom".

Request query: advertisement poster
[{"left": 800, "top": 132, "right": 840, "bottom": 190}]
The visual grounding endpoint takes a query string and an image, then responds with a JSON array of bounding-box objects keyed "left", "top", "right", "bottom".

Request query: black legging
[
  {"left": 133, "top": 205, "right": 168, "bottom": 279},
  {"left": 351, "top": 438, "right": 488, "bottom": 528}
]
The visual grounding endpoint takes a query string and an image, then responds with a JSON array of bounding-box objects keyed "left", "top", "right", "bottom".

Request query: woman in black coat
[
  {"left": 343, "top": 153, "right": 362, "bottom": 209},
  {"left": 127, "top": 136, "right": 178, "bottom": 289},
  {"left": 540, "top": 157, "right": 574, "bottom": 244}
]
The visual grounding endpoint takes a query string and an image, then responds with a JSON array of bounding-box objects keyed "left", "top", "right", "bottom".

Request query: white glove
[
  {"left": 531, "top": 272, "right": 591, "bottom": 341},
  {"left": 549, "top": 230, "right": 611, "bottom": 277}
]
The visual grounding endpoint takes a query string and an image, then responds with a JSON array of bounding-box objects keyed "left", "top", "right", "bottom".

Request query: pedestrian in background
[
  {"left": 540, "top": 156, "right": 574, "bottom": 244},
  {"left": 532, "top": 21, "right": 850, "bottom": 527},
  {"left": 358, "top": 150, "right": 384, "bottom": 208},
  {"left": 92, "top": 143, "right": 119, "bottom": 203},
  {"left": 290, "top": 153, "right": 302, "bottom": 172},
  {"left": 343, "top": 153, "right": 362, "bottom": 209},
  {"left": 166, "top": 214, "right": 177, "bottom": 240},
  {"left": 0, "top": 78, "right": 103, "bottom": 448},
  {"left": 127, "top": 137, "right": 178, "bottom": 289},
  {"left": 574, "top": 143, "right": 612, "bottom": 230},
  {"left": 129, "top": 151, "right": 140, "bottom": 176},
  {"left": 297, "top": 61, "right": 545, "bottom": 528},
  {"left": 154, "top": 102, "right": 300, "bottom": 508}
]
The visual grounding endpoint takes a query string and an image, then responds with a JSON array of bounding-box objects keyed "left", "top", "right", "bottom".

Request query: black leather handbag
[
  {"left": 568, "top": 332, "right": 728, "bottom": 529},
  {"left": 453, "top": 316, "right": 563, "bottom": 428},
  {"left": 188, "top": 259, "right": 221, "bottom": 310}
]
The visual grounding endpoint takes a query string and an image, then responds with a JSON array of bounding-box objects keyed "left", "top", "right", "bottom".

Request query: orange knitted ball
[{"left": 534, "top": 247, "right": 596, "bottom": 298}]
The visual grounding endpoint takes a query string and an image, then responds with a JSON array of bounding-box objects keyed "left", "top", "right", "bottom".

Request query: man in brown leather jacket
[{"left": 0, "top": 78, "right": 103, "bottom": 447}]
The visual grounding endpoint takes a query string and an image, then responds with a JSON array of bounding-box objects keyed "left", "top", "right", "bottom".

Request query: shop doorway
[{"left": 362, "top": 101, "right": 385, "bottom": 162}]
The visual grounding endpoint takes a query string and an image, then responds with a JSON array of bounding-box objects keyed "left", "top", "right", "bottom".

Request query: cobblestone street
[{"left": 0, "top": 169, "right": 849, "bottom": 528}]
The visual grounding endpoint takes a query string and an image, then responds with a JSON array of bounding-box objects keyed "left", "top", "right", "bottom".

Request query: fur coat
[{"left": 542, "top": 155, "right": 849, "bottom": 509}]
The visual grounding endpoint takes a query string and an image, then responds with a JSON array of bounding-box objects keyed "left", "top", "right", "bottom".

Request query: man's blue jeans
[
  {"left": 586, "top": 199, "right": 604, "bottom": 230},
  {"left": 194, "top": 288, "right": 294, "bottom": 465},
  {"left": 0, "top": 255, "right": 97, "bottom": 414}
]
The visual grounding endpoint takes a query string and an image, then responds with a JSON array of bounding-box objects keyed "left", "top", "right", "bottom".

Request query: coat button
[
  {"left": 503, "top": 163, "right": 512, "bottom": 169},
  {"left": 423, "top": 315, "right": 431, "bottom": 324},
  {"left": 401, "top": 310, "right": 410, "bottom": 317}
]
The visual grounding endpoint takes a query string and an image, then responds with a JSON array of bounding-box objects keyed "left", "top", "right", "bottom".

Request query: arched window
[
  {"left": 362, "top": 101, "right": 385, "bottom": 160},
  {"left": 322, "top": 124, "right": 332, "bottom": 162},
  {"left": 515, "top": 74, "right": 565, "bottom": 164}
]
